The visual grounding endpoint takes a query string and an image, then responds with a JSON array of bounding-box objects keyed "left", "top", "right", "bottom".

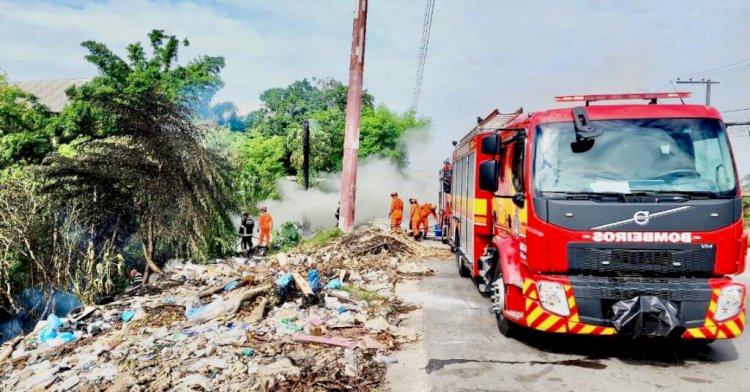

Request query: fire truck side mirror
[
  {"left": 480, "top": 134, "right": 500, "bottom": 155},
  {"left": 479, "top": 160, "right": 500, "bottom": 192}
]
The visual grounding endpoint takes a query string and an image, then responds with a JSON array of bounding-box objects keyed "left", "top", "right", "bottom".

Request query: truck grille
[
  {"left": 567, "top": 276, "right": 712, "bottom": 302},
  {"left": 568, "top": 243, "right": 714, "bottom": 277}
]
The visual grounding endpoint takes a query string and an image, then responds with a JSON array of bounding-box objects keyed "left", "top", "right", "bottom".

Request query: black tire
[
  {"left": 492, "top": 262, "right": 518, "bottom": 338},
  {"left": 456, "top": 235, "right": 471, "bottom": 278}
]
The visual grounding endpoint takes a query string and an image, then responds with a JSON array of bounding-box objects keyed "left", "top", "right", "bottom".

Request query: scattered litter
[
  {"left": 120, "top": 309, "right": 136, "bottom": 322},
  {"left": 0, "top": 225, "right": 446, "bottom": 391}
]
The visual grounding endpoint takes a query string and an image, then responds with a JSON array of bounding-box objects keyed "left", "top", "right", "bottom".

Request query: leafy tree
[
  {"left": 41, "top": 31, "right": 236, "bottom": 284},
  {"left": 0, "top": 74, "right": 54, "bottom": 169},
  {"left": 359, "top": 106, "right": 428, "bottom": 168},
  {"left": 48, "top": 29, "right": 225, "bottom": 146},
  {"left": 230, "top": 131, "right": 287, "bottom": 212}
]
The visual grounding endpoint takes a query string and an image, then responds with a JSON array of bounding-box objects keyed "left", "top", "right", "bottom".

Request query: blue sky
[{"left": 1, "top": 0, "right": 749, "bottom": 174}]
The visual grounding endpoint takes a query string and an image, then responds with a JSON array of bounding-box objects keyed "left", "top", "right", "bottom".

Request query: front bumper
[{"left": 507, "top": 276, "right": 746, "bottom": 339}]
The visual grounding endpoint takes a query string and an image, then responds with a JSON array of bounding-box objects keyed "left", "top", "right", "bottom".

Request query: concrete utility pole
[
  {"left": 339, "top": 0, "right": 368, "bottom": 232},
  {"left": 676, "top": 79, "right": 720, "bottom": 105}
]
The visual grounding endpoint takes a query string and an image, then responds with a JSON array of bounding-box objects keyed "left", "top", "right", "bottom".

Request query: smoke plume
[{"left": 257, "top": 126, "right": 452, "bottom": 232}]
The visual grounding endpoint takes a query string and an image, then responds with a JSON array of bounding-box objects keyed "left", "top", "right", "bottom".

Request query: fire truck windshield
[{"left": 533, "top": 118, "right": 738, "bottom": 198}]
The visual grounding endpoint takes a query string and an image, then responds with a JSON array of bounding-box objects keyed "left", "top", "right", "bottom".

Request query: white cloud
[{"left": 1, "top": 0, "right": 749, "bottom": 175}]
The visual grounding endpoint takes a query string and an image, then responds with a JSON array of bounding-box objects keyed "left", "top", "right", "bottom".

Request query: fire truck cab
[{"left": 445, "top": 93, "right": 747, "bottom": 340}]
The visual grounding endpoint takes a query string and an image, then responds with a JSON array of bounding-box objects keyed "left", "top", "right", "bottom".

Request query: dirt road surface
[{"left": 386, "top": 256, "right": 750, "bottom": 392}]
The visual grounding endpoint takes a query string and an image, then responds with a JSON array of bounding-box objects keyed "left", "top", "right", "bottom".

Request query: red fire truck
[{"left": 444, "top": 93, "right": 747, "bottom": 339}]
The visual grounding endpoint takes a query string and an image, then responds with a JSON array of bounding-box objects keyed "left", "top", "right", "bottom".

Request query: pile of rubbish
[{"left": 0, "top": 225, "right": 449, "bottom": 391}]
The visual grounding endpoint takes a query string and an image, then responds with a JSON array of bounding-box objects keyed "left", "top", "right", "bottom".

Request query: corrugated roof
[{"left": 11, "top": 78, "right": 91, "bottom": 112}]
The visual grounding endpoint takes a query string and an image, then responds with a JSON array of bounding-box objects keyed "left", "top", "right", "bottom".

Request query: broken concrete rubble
[{"left": 0, "top": 225, "right": 449, "bottom": 391}]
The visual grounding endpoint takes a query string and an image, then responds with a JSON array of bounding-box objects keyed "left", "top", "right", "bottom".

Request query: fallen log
[
  {"left": 0, "top": 336, "right": 23, "bottom": 363},
  {"left": 248, "top": 297, "right": 268, "bottom": 324},
  {"left": 291, "top": 272, "right": 314, "bottom": 296},
  {"left": 291, "top": 333, "right": 356, "bottom": 349}
]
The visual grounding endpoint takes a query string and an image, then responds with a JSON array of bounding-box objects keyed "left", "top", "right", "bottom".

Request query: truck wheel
[
  {"left": 455, "top": 236, "right": 470, "bottom": 277},
  {"left": 441, "top": 224, "right": 449, "bottom": 245},
  {"left": 492, "top": 271, "right": 517, "bottom": 337}
]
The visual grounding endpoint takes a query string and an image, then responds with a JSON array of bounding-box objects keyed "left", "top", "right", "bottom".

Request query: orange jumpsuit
[
  {"left": 258, "top": 212, "right": 273, "bottom": 247},
  {"left": 418, "top": 204, "right": 438, "bottom": 236},
  {"left": 409, "top": 202, "right": 421, "bottom": 236},
  {"left": 390, "top": 197, "right": 404, "bottom": 232}
]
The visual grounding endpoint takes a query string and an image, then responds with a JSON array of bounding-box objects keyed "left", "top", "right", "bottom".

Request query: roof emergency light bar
[{"left": 555, "top": 92, "right": 691, "bottom": 103}]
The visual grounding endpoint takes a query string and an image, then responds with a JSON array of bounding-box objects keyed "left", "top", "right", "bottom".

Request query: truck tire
[
  {"left": 492, "top": 265, "right": 518, "bottom": 337},
  {"left": 455, "top": 234, "right": 470, "bottom": 278},
  {"left": 441, "top": 224, "right": 449, "bottom": 245}
]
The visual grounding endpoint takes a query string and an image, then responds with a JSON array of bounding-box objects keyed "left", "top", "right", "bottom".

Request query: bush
[{"left": 271, "top": 222, "right": 302, "bottom": 253}]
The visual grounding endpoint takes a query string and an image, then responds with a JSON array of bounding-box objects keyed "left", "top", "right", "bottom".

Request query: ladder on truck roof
[{"left": 459, "top": 107, "right": 523, "bottom": 144}]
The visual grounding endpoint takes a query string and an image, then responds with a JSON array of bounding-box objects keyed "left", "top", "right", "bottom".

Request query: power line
[
  {"left": 680, "top": 57, "right": 750, "bottom": 79},
  {"left": 410, "top": 0, "right": 436, "bottom": 114},
  {"left": 722, "top": 107, "right": 750, "bottom": 113}
]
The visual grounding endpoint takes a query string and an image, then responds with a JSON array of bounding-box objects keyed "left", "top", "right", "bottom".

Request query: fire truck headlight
[
  {"left": 714, "top": 285, "right": 744, "bottom": 322},
  {"left": 537, "top": 282, "right": 570, "bottom": 317}
]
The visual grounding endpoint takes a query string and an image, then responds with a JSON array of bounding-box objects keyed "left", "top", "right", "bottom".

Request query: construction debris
[{"left": 0, "top": 225, "right": 448, "bottom": 391}]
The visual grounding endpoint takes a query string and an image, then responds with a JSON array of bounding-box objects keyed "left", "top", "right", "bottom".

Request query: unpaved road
[{"left": 386, "top": 258, "right": 750, "bottom": 392}]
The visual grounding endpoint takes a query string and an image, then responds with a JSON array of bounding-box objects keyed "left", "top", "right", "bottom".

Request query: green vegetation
[
  {"left": 0, "top": 28, "right": 429, "bottom": 310},
  {"left": 301, "top": 227, "right": 344, "bottom": 250}
]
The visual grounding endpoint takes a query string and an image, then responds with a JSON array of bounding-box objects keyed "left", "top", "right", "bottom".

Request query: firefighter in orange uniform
[
  {"left": 389, "top": 192, "right": 404, "bottom": 233},
  {"left": 409, "top": 199, "right": 421, "bottom": 237},
  {"left": 418, "top": 203, "right": 438, "bottom": 239},
  {"left": 258, "top": 207, "right": 273, "bottom": 248}
]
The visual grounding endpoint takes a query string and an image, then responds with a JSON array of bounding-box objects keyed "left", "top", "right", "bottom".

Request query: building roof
[{"left": 11, "top": 78, "right": 91, "bottom": 112}]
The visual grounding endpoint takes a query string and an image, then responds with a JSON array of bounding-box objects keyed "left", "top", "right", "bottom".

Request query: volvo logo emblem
[{"left": 633, "top": 211, "right": 650, "bottom": 226}]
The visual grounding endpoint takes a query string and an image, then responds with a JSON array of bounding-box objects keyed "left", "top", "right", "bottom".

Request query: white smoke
[{"left": 257, "top": 125, "right": 452, "bottom": 232}]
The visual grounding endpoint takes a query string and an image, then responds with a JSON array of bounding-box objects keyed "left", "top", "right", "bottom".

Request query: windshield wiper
[
  {"left": 629, "top": 190, "right": 718, "bottom": 200},
  {"left": 544, "top": 191, "right": 628, "bottom": 202}
]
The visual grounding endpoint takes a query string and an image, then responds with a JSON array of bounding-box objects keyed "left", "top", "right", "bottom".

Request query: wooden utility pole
[
  {"left": 302, "top": 119, "right": 310, "bottom": 190},
  {"left": 339, "top": 0, "right": 368, "bottom": 232}
]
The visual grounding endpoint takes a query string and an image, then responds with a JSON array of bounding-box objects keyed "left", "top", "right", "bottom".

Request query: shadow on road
[
  {"left": 469, "top": 278, "right": 740, "bottom": 365},
  {"left": 510, "top": 321, "right": 740, "bottom": 365}
]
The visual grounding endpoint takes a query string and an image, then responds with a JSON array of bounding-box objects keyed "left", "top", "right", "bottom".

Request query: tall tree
[
  {"left": 0, "top": 74, "right": 54, "bottom": 169},
  {"left": 42, "top": 30, "right": 236, "bottom": 284}
]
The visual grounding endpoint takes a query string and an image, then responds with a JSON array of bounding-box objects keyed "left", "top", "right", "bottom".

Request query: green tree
[
  {"left": 41, "top": 30, "right": 236, "bottom": 284},
  {"left": 48, "top": 29, "right": 225, "bottom": 146},
  {"left": 0, "top": 74, "right": 54, "bottom": 169},
  {"left": 360, "top": 106, "right": 428, "bottom": 168},
  {"left": 231, "top": 131, "right": 287, "bottom": 212}
]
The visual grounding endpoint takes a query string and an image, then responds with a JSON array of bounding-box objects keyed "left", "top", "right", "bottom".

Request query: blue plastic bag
[
  {"left": 223, "top": 281, "right": 239, "bottom": 292},
  {"left": 275, "top": 273, "right": 293, "bottom": 289},
  {"left": 121, "top": 309, "right": 136, "bottom": 322},
  {"left": 324, "top": 278, "right": 342, "bottom": 290},
  {"left": 39, "top": 328, "right": 58, "bottom": 342},
  {"left": 307, "top": 270, "right": 321, "bottom": 292},
  {"left": 56, "top": 332, "right": 76, "bottom": 343},
  {"left": 47, "top": 314, "right": 63, "bottom": 330}
]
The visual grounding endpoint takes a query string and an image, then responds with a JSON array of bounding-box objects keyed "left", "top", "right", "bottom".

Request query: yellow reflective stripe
[
  {"left": 717, "top": 330, "right": 728, "bottom": 339},
  {"left": 690, "top": 328, "right": 705, "bottom": 339},
  {"left": 538, "top": 315, "right": 559, "bottom": 331},
  {"left": 708, "top": 300, "right": 717, "bottom": 315},
  {"left": 740, "top": 312, "right": 746, "bottom": 324},
  {"left": 580, "top": 325, "right": 595, "bottom": 334},
  {"left": 522, "top": 279, "right": 532, "bottom": 294},
  {"left": 525, "top": 299, "right": 533, "bottom": 311},
  {"left": 570, "top": 313, "right": 579, "bottom": 323},
  {"left": 554, "top": 324, "right": 567, "bottom": 333},
  {"left": 727, "top": 321, "right": 742, "bottom": 336},
  {"left": 567, "top": 296, "right": 575, "bottom": 309},
  {"left": 704, "top": 318, "right": 716, "bottom": 327},
  {"left": 529, "top": 290, "right": 538, "bottom": 300},
  {"left": 527, "top": 306, "right": 544, "bottom": 325},
  {"left": 474, "top": 199, "right": 487, "bottom": 215},
  {"left": 600, "top": 328, "right": 616, "bottom": 335}
]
